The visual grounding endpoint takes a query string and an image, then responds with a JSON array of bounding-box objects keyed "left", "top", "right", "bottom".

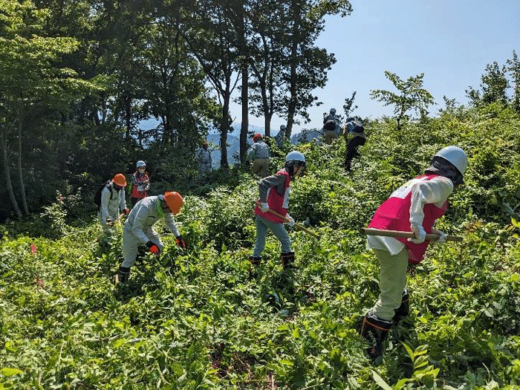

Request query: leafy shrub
[{"left": 0, "top": 104, "right": 519, "bottom": 389}]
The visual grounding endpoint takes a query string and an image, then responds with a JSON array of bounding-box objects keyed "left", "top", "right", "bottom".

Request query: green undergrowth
[{"left": 1, "top": 105, "right": 520, "bottom": 389}]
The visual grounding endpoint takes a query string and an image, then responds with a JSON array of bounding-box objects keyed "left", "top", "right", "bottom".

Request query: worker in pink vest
[
  {"left": 360, "top": 146, "right": 468, "bottom": 360},
  {"left": 250, "top": 151, "right": 306, "bottom": 270}
]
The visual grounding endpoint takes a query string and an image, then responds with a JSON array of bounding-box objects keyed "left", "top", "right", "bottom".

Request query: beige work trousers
[
  {"left": 324, "top": 130, "right": 337, "bottom": 145},
  {"left": 251, "top": 158, "right": 269, "bottom": 178},
  {"left": 371, "top": 248, "right": 409, "bottom": 321}
]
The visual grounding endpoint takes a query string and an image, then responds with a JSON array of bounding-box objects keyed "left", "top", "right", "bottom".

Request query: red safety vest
[
  {"left": 254, "top": 169, "right": 291, "bottom": 224},
  {"left": 131, "top": 172, "right": 149, "bottom": 199},
  {"left": 368, "top": 174, "right": 448, "bottom": 264}
]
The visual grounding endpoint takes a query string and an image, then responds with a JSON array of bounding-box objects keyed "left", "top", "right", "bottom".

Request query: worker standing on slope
[
  {"left": 274, "top": 125, "right": 287, "bottom": 148},
  {"left": 250, "top": 151, "right": 306, "bottom": 270},
  {"left": 343, "top": 118, "right": 367, "bottom": 172},
  {"left": 247, "top": 133, "right": 271, "bottom": 178},
  {"left": 196, "top": 141, "right": 212, "bottom": 177},
  {"left": 97, "top": 173, "right": 129, "bottom": 233},
  {"left": 323, "top": 108, "right": 341, "bottom": 145},
  {"left": 117, "top": 191, "right": 186, "bottom": 283},
  {"left": 359, "top": 146, "right": 468, "bottom": 361},
  {"left": 130, "top": 160, "right": 150, "bottom": 207}
]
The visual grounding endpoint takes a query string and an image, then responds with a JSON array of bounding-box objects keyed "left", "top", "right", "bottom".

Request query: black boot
[
  {"left": 117, "top": 266, "right": 131, "bottom": 284},
  {"left": 249, "top": 256, "right": 261, "bottom": 278},
  {"left": 281, "top": 252, "right": 296, "bottom": 269},
  {"left": 359, "top": 312, "right": 392, "bottom": 361},
  {"left": 249, "top": 256, "right": 262, "bottom": 266},
  {"left": 394, "top": 289, "right": 409, "bottom": 323}
]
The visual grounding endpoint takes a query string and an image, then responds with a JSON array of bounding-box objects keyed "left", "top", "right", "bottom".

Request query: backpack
[
  {"left": 94, "top": 181, "right": 113, "bottom": 209},
  {"left": 347, "top": 120, "right": 364, "bottom": 134},
  {"left": 324, "top": 119, "right": 336, "bottom": 131}
]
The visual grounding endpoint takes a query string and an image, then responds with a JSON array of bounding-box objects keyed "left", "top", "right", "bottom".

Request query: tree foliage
[
  {"left": 370, "top": 71, "right": 435, "bottom": 131},
  {"left": 1, "top": 101, "right": 519, "bottom": 389}
]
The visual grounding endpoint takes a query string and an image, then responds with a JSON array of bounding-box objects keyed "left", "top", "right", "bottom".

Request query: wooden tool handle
[
  {"left": 360, "top": 228, "right": 463, "bottom": 242},
  {"left": 255, "top": 201, "right": 320, "bottom": 239}
]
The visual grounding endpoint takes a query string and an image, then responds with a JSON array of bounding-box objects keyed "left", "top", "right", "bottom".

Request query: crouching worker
[
  {"left": 98, "top": 173, "right": 129, "bottom": 233},
  {"left": 359, "top": 146, "right": 468, "bottom": 360},
  {"left": 116, "top": 191, "right": 187, "bottom": 283},
  {"left": 250, "top": 151, "right": 306, "bottom": 270}
]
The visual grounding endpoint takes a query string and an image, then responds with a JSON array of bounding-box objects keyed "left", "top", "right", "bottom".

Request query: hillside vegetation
[{"left": 1, "top": 104, "right": 519, "bottom": 389}]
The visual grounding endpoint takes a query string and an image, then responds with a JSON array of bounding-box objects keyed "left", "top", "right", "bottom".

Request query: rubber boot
[
  {"left": 249, "top": 256, "right": 261, "bottom": 278},
  {"left": 359, "top": 312, "right": 392, "bottom": 361},
  {"left": 393, "top": 288, "right": 409, "bottom": 323},
  {"left": 249, "top": 256, "right": 262, "bottom": 266},
  {"left": 117, "top": 266, "right": 131, "bottom": 284},
  {"left": 281, "top": 252, "right": 296, "bottom": 269}
]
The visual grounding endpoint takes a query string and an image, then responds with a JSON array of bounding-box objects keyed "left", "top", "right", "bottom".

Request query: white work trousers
[{"left": 121, "top": 227, "right": 164, "bottom": 268}]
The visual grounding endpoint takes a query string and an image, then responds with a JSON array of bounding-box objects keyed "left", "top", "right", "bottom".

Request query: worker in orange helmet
[
  {"left": 116, "top": 191, "right": 186, "bottom": 283},
  {"left": 97, "top": 173, "right": 129, "bottom": 233}
]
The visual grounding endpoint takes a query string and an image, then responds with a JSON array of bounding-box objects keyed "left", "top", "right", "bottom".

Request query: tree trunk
[
  {"left": 240, "top": 63, "right": 249, "bottom": 163},
  {"left": 125, "top": 95, "right": 132, "bottom": 140},
  {"left": 220, "top": 91, "right": 230, "bottom": 168},
  {"left": 286, "top": 2, "right": 301, "bottom": 139},
  {"left": 264, "top": 112, "right": 272, "bottom": 137},
  {"left": 0, "top": 125, "right": 22, "bottom": 218},
  {"left": 286, "top": 38, "right": 299, "bottom": 139},
  {"left": 17, "top": 102, "right": 29, "bottom": 215}
]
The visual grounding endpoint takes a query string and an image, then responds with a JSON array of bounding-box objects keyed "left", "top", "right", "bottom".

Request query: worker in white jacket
[
  {"left": 360, "top": 146, "right": 468, "bottom": 361},
  {"left": 116, "top": 191, "right": 186, "bottom": 283},
  {"left": 99, "top": 173, "right": 129, "bottom": 232}
]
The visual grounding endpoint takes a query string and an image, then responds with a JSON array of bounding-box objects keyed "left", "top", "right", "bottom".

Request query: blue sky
[{"left": 232, "top": 0, "right": 520, "bottom": 133}]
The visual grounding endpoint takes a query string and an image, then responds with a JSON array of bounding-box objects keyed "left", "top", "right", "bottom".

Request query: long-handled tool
[
  {"left": 360, "top": 228, "right": 463, "bottom": 242},
  {"left": 255, "top": 201, "right": 320, "bottom": 239}
]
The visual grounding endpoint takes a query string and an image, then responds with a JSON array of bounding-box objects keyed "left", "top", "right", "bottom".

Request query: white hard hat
[
  {"left": 136, "top": 160, "right": 146, "bottom": 168},
  {"left": 435, "top": 146, "right": 467, "bottom": 175},
  {"left": 285, "top": 151, "right": 305, "bottom": 163}
]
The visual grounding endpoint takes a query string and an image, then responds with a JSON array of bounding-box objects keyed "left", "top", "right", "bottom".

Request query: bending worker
[
  {"left": 360, "top": 146, "right": 468, "bottom": 361},
  {"left": 250, "top": 151, "right": 306, "bottom": 270},
  {"left": 117, "top": 191, "right": 187, "bottom": 283}
]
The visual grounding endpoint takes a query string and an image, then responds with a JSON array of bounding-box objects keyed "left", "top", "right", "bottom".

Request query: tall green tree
[
  {"left": 282, "top": 0, "right": 353, "bottom": 138},
  {"left": 507, "top": 51, "right": 520, "bottom": 113},
  {"left": 248, "top": 0, "right": 286, "bottom": 137},
  {"left": 370, "top": 71, "right": 435, "bottom": 131},
  {"left": 466, "top": 61, "right": 510, "bottom": 108},
  {"left": 0, "top": 0, "right": 95, "bottom": 217},
  {"left": 175, "top": 0, "right": 241, "bottom": 169}
]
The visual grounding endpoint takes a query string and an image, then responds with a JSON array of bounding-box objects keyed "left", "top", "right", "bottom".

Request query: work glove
[
  {"left": 106, "top": 218, "right": 114, "bottom": 227},
  {"left": 286, "top": 214, "right": 295, "bottom": 227},
  {"left": 259, "top": 202, "right": 269, "bottom": 212},
  {"left": 122, "top": 208, "right": 130, "bottom": 216},
  {"left": 146, "top": 241, "right": 161, "bottom": 255},
  {"left": 176, "top": 236, "right": 187, "bottom": 250},
  {"left": 431, "top": 229, "right": 446, "bottom": 244},
  {"left": 408, "top": 223, "right": 426, "bottom": 244}
]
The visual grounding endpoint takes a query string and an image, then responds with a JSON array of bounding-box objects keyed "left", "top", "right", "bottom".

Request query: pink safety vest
[
  {"left": 254, "top": 169, "right": 291, "bottom": 224},
  {"left": 368, "top": 174, "right": 448, "bottom": 264}
]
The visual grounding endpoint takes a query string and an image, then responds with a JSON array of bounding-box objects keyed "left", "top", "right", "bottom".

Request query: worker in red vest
[
  {"left": 250, "top": 151, "right": 306, "bottom": 270},
  {"left": 130, "top": 160, "right": 150, "bottom": 207},
  {"left": 360, "top": 146, "right": 468, "bottom": 360}
]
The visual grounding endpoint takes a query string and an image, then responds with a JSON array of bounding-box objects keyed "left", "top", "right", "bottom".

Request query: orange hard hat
[
  {"left": 253, "top": 133, "right": 263, "bottom": 142},
  {"left": 113, "top": 173, "right": 127, "bottom": 187},
  {"left": 164, "top": 191, "right": 184, "bottom": 215}
]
